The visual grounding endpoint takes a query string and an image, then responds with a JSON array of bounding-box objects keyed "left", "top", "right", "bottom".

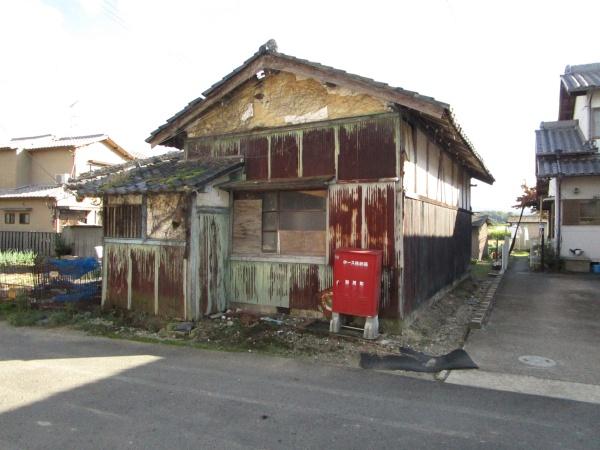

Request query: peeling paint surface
[
  {"left": 197, "top": 213, "right": 228, "bottom": 315},
  {"left": 338, "top": 117, "right": 397, "bottom": 180},
  {"left": 270, "top": 133, "right": 298, "bottom": 178},
  {"left": 130, "top": 246, "right": 156, "bottom": 315},
  {"left": 158, "top": 246, "right": 185, "bottom": 318},
  {"left": 147, "top": 193, "right": 187, "bottom": 241},
  {"left": 229, "top": 261, "right": 331, "bottom": 309},
  {"left": 104, "top": 244, "right": 129, "bottom": 310},
  {"left": 240, "top": 136, "right": 268, "bottom": 180},
  {"left": 328, "top": 184, "right": 363, "bottom": 265},
  {"left": 302, "top": 128, "right": 335, "bottom": 177},
  {"left": 187, "top": 71, "right": 389, "bottom": 138}
]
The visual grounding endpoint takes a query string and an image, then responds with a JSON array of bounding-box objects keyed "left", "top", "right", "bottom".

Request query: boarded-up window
[
  {"left": 232, "top": 190, "right": 326, "bottom": 256},
  {"left": 563, "top": 199, "right": 600, "bottom": 225},
  {"left": 104, "top": 205, "right": 142, "bottom": 238},
  {"left": 232, "top": 195, "right": 262, "bottom": 254}
]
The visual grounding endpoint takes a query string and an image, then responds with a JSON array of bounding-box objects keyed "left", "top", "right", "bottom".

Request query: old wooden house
[{"left": 72, "top": 40, "right": 493, "bottom": 322}]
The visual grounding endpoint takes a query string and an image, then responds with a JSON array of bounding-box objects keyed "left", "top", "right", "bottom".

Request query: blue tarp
[
  {"left": 48, "top": 257, "right": 99, "bottom": 279},
  {"left": 46, "top": 257, "right": 100, "bottom": 302}
]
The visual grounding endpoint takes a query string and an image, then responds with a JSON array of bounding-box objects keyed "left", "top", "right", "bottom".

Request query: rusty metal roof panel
[
  {"left": 537, "top": 153, "right": 600, "bottom": 177},
  {"left": 561, "top": 63, "right": 600, "bottom": 94},
  {"left": 70, "top": 152, "right": 244, "bottom": 196},
  {"left": 535, "top": 121, "right": 594, "bottom": 156}
]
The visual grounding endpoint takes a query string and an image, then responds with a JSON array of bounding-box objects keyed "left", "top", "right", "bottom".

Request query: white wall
[
  {"left": 559, "top": 176, "right": 600, "bottom": 261},
  {"left": 573, "top": 90, "right": 600, "bottom": 145},
  {"left": 402, "top": 121, "right": 470, "bottom": 210},
  {"left": 73, "top": 141, "right": 131, "bottom": 177}
]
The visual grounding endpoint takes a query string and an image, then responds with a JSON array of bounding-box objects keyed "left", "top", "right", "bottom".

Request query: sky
[{"left": 1, "top": 0, "right": 599, "bottom": 212}]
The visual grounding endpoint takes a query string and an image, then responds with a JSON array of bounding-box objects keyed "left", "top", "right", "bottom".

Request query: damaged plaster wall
[
  {"left": 147, "top": 193, "right": 187, "bottom": 240},
  {"left": 187, "top": 71, "right": 391, "bottom": 137}
]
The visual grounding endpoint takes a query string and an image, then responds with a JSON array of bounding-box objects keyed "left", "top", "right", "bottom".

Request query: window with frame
[
  {"left": 592, "top": 108, "right": 600, "bottom": 139},
  {"left": 233, "top": 190, "right": 326, "bottom": 256},
  {"left": 563, "top": 199, "right": 600, "bottom": 225},
  {"left": 19, "top": 213, "right": 30, "bottom": 225},
  {"left": 103, "top": 204, "right": 143, "bottom": 238},
  {"left": 4, "top": 212, "right": 15, "bottom": 224}
]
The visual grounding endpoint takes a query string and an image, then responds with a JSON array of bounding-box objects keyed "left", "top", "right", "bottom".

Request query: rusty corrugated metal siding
[
  {"left": 158, "top": 246, "right": 185, "bottom": 318},
  {"left": 338, "top": 117, "right": 397, "bottom": 180},
  {"left": 328, "top": 184, "right": 363, "bottom": 265},
  {"left": 402, "top": 198, "right": 471, "bottom": 316},
  {"left": 328, "top": 182, "right": 398, "bottom": 317},
  {"left": 104, "top": 244, "right": 129, "bottom": 309},
  {"left": 302, "top": 128, "right": 335, "bottom": 177},
  {"left": 103, "top": 242, "right": 186, "bottom": 318},
  {"left": 240, "top": 136, "right": 268, "bottom": 179},
  {"left": 270, "top": 133, "right": 298, "bottom": 178},
  {"left": 130, "top": 247, "right": 155, "bottom": 314}
]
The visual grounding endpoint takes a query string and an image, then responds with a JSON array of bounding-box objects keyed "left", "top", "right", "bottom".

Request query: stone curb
[{"left": 469, "top": 272, "right": 504, "bottom": 330}]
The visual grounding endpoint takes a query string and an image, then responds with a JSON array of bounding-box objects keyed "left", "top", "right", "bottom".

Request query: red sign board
[{"left": 332, "top": 248, "right": 382, "bottom": 317}]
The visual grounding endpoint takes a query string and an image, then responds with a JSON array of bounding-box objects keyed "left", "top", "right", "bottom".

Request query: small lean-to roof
[
  {"left": 471, "top": 214, "right": 491, "bottom": 228},
  {"left": 535, "top": 121, "right": 595, "bottom": 156},
  {"left": 147, "top": 40, "right": 494, "bottom": 184},
  {"left": 561, "top": 63, "right": 600, "bottom": 94},
  {"left": 537, "top": 153, "right": 600, "bottom": 178},
  {"left": 3, "top": 134, "right": 134, "bottom": 160},
  {"left": 69, "top": 152, "right": 244, "bottom": 196}
]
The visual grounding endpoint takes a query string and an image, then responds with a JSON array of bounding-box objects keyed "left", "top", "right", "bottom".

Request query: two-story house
[
  {"left": 71, "top": 41, "right": 493, "bottom": 323},
  {"left": 535, "top": 63, "right": 600, "bottom": 271},
  {"left": 0, "top": 134, "right": 134, "bottom": 233}
]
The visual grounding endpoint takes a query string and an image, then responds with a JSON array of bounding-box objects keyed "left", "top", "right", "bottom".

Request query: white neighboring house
[
  {"left": 535, "top": 63, "right": 600, "bottom": 271},
  {"left": 507, "top": 214, "right": 548, "bottom": 251},
  {"left": 0, "top": 134, "right": 134, "bottom": 233}
]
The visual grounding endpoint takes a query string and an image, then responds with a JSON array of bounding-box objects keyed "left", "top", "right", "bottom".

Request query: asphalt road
[{"left": 0, "top": 324, "right": 598, "bottom": 449}]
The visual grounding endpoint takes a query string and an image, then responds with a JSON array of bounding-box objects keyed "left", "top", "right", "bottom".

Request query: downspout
[{"left": 555, "top": 152, "right": 562, "bottom": 264}]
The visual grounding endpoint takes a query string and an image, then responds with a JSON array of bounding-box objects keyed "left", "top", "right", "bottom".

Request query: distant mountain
[{"left": 476, "top": 210, "right": 511, "bottom": 224}]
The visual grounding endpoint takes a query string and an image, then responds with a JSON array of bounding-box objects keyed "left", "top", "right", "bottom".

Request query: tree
[{"left": 509, "top": 184, "right": 538, "bottom": 254}]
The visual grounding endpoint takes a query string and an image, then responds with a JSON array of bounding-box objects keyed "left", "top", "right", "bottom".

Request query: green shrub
[
  {"left": 7, "top": 310, "right": 46, "bottom": 327},
  {"left": 55, "top": 235, "right": 72, "bottom": 257},
  {"left": 0, "top": 250, "right": 37, "bottom": 266}
]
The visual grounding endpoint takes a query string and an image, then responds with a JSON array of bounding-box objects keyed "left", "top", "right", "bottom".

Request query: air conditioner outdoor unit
[{"left": 55, "top": 173, "right": 70, "bottom": 184}]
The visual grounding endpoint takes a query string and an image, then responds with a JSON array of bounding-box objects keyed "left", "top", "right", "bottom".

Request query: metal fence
[
  {"left": 0, "top": 231, "right": 57, "bottom": 256},
  {"left": 0, "top": 258, "right": 101, "bottom": 302}
]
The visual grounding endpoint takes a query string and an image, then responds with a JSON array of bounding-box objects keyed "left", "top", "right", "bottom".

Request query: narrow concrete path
[{"left": 448, "top": 256, "right": 600, "bottom": 401}]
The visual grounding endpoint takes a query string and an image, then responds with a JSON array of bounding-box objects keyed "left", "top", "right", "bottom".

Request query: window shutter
[{"left": 562, "top": 200, "right": 580, "bottom": 225}]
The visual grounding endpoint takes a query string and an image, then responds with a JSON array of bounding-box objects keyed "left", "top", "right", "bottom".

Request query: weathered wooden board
[{"left": 232, "top": 199, "right": 262, "bottom": 254}]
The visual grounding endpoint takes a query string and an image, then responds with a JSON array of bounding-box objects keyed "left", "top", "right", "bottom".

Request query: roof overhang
[
  {"left": 218, "top": 175, "right": 333, "bottom": 192},
  {"left": 147, "top": 48, "right": 448, "bottom": 149}
]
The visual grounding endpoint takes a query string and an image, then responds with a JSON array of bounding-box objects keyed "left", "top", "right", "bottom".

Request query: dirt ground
[{"left": 0, "top": 262, "right": 494, "bottom": 367}]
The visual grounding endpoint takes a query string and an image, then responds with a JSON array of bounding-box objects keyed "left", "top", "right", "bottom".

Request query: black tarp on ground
[{"left": 359, "top": 348, "right": 478, "bottom": 372}]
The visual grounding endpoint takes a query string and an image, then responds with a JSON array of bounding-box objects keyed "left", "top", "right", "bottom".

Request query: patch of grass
[
  {"left": 7, "top": 310, "right": 47, "bottom": 327},
  {"left": 511, "top": 250, "right": 529, "bottom": 257},
  {"left": 471, "top": 259, "right": 492, "bottom": 280}
]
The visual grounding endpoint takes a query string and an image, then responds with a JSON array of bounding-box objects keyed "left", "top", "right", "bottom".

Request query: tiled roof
[
  {"left": 69, "top": 152, "right": 244, "bottom": 195},
  {"left": 6, "top": 134, "right": 107, "bottom": 150},
  {"left": 535, "top": 121, "right": 595, "bottom": 156},
  {"left": 537, "top": 153, "right": 600, "bottom": 178},
  {"left": 1, "top": 134, "right": 135, "bottom": 160},
  {"left": 561, "top": 63, "right": 600, "bottom": 94},
  {"left": 0, "top": 184, "right": 66, "bottom": 199},
  {"left": 146, "top": 40, "right": 494, "bottom": 185}
]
